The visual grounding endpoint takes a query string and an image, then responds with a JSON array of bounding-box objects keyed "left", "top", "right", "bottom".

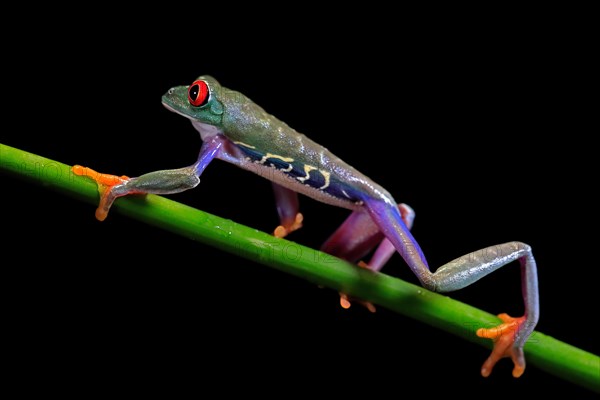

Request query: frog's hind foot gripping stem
[
  {"left": 321, "top": 204, "right": 415, "bottom": 312},
  {"left": 476, "top": 313, "right": 528, "bottom": 378},
  {"left": 338, "top": 269, "right": 377, "bottom": 313}
]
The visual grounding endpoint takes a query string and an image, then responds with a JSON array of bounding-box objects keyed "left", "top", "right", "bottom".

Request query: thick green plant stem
[{"left": 1, "top": 143, "right": 599, "bottom": 392}]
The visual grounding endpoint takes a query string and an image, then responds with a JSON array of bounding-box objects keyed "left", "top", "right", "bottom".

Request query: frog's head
[{"left": 162, "top": 75, "right": 224, "bottom": 126}]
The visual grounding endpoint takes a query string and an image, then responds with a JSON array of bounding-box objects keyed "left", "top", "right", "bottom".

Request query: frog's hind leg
[
  {"left": 363, "top": 198, "right": 539, "bottom": 378},
  {"left": 320, "top": 203, "right": 415, "bottom": 311},
  {"left": 73, "top": 135, "right": 226, "bottom": 221}
]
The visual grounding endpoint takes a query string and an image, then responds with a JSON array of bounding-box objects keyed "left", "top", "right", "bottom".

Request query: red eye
[{"left": 188, "top": 80, "right": 210, "bottom": 107}]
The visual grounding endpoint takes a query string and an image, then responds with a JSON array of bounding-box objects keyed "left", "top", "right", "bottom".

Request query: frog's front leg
[
  {"left": 364, "top": 198, "right": 539, "bottom": 378},
  {"left": 271, "top": 183, "right": 303, "bottom": 238},
  {"left": 320, "top": 203, "right": 415, "bottom": 312},
  {"left": 73, "top": 135, "right": 226, "bottom": 220}
]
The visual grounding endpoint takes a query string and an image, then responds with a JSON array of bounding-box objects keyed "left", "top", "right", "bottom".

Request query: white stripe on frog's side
[
  {"left": 229, "top": 139, "right": 332, "bottom": 190},
  {"left": 233, "top": 141, "right": 297, "bottom": 174},
  {"left": 215, "top": 140, "right": 360, "bottom": 211},
  {"left": 231, "top": 154, "right": 361, "bottom": 211},
  {"left": 233, "top": 140, "right": 256, "bottom": 149},
  {"left": 319, "top": 170, "right": 331, "bottom": 190},
  {"left": 296, "top": 165, "right": 331, "bottom": 190},
  {"left": 232, "top": 141, "right": 295, "bottom": 174},
  {"left": 259, "top": 153, "right": 295, "bottom": 165},
  {"left": 297, "top": 165, "right": 317, "bottom": 183}
]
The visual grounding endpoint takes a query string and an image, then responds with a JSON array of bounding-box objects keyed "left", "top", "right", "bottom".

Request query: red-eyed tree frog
[{"left": 73, "top": 75, "right": 539, "bottom": 378}]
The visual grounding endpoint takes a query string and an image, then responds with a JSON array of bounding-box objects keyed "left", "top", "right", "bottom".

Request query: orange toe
[
  {"left": 273, "top": 225, "right": 287, "bottom": 238},
  {"left": 72, "top": 165, "right": 128, "bottom": 186},
  {"left": 338, "top": 292, "right": 376, "bottom": 313},
  {"left": 340, "top": 293, "right": 352, "bottom": 309},
  {"left": 273, "top": 212, "right": 304, "bottom": 238}
]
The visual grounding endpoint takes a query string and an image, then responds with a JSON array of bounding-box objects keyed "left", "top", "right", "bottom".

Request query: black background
[{"left": 2, "top": 8, "right": 597, "bottom": 397}]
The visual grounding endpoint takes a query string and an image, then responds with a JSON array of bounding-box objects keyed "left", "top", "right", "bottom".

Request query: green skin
[
  {"left": 81, "top": 75, "right": 540, "bottom": 379},
  {"left": 161, "top": 75, "right": 393, "bottom": 210}
]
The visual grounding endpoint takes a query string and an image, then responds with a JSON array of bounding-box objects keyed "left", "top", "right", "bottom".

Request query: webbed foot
[
  {"left": 72, "top": 165, "right": 130, "bottom": 221},
  {"left": 476, "top": 313, "right": 527, "bottom": 378}
]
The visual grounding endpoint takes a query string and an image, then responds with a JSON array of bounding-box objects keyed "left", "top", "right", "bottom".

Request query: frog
[{"left": 72, "top": 75, "right": 539, "bottom": 378}]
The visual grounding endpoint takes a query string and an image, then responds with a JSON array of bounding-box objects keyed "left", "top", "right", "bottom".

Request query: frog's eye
[{"left": 188, "top": 80, "right": 210, "bottom": 107}]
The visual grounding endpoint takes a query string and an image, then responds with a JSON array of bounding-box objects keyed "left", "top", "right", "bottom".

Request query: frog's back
[{"left": 220, "top": 88, "right": 394, "bottom": 207}]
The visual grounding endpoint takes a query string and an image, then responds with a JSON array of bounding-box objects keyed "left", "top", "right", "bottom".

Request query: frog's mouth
[
  {"left": 161, "top": 85, "right": 197, "bottom": 120},
  {"left": 161, "top": 98, "right": 193, "bottom": 120}
]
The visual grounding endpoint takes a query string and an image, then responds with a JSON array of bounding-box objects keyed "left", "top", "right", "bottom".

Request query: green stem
[{"left": 1, "top": 143, "right": 599, "bottom": 392}]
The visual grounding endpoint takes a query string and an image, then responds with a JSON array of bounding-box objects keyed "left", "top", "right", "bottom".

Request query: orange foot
[
  {"left": 476, "top": 313, "right": 527, "bottom": 378},
  {"left": 273, "top": 212, "right": 304, "bottom": 238},
  {"left": 72, "top": 165, "right": 129, "bottom": 221},
  {"left": 338, "top": 261, "right": 376, "bottom": 313},
  {"left": 339, "top": 292, "right": 376, "bottom": 313}
]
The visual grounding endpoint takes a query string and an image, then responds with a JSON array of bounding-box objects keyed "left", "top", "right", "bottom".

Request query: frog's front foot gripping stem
[
  {"left": 71, "top": 136, "right": 225, "bottom": 221},
  {"left": 72, "top": 165, "right": 130, "bottom": 221},
  {"left": 271, "top": 183, "right": 304, "bottom": 238},
  {"left": 274, "top": 212, "right": 303, "bottom": 238},
  {"left": 73, "top": 162, "right": 205, "bottom": 221}
]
